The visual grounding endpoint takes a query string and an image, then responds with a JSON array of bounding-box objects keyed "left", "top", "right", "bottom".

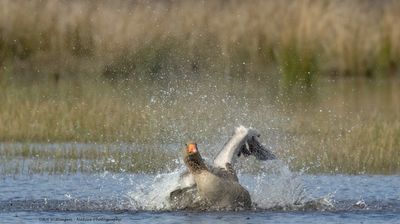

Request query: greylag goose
[{"left": 169, "top": 126, "right": 276, "bottom": 210}]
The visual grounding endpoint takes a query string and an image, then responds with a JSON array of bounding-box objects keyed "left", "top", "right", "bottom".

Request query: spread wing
[{"left": 213, "top": 125, "right": 276, "bottom": 170}]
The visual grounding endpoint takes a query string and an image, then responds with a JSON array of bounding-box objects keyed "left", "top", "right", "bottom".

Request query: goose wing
[{"left": 213, "top": 125, "right": 276, "bottom": 170}]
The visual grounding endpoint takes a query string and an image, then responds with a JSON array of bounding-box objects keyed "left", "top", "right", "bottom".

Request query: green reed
[
  {"left": 1, "top": 0, "right": 400, "bottom": 175},
  {"left": 1, "top": 0, "right": 400, "bottom": 87},
  {"left": 1, "top": 78, "right": 399, "bottom": 175}
]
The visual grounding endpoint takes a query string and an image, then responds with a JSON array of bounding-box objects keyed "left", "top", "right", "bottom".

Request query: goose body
[
  {"left": 193, "top": 170, "right": 251, "bottom": 209},
  {"left": 169, "top": 126, "right": 276, "bottom": 210}
]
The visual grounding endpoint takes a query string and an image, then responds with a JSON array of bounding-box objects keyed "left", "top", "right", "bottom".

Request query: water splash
[
  {"left": 127, "top": 168, "right": 185, "bottom": 210},
  {"left": 126, "top": 160, "right": 316, "bottom": 211},
  {"left": 243, "top": 160, "right": 306, "bottom": 209},
  {"left": 2, "top": 172, "right": 400, "bottom": 213}
]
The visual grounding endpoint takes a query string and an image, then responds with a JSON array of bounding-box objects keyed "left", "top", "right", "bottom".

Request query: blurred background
[{"left": 0, "top": 0, "right": 399, "bottom": 174}]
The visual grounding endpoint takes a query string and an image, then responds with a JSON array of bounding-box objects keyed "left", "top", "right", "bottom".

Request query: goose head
[{"left": 184, "top": 142, "right": 208, "bottom": 174}]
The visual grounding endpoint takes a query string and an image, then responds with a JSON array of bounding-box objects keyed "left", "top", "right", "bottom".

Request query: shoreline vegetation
[
  {"left": 0, "top": 0, "right": 399, "bottom": 174},
  {"left": 1, "top": 78, "right": 399, "bottom": 175},
  {"left": 1, "top": 0, "right": 400, "bottom": 82}
]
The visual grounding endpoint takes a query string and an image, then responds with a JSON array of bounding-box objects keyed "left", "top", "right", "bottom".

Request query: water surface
[{"left": 1, "top": 171, "right": 399, "bottom": 223}]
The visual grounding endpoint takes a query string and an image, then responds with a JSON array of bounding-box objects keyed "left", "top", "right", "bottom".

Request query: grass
[
  {"left": 285, "top": 113, "right": 400, "bottom": 174},
  {"left": 1, "top": 0, "right": 400, "bottom": 87},
  {"left": 1, "top": 0, "right": 400, "bottom": 174},
  {"left": 0, "top": 78, "right": 262, "bottom": 144},
  {"left": 0, "top": 78, "right": 399, "bottom": 175},
  {"left": 0, "top": 143, "right": 179, "bottom": 174},
  {"left": 276, "top": 42, "right": 318, "bottom": 90}
]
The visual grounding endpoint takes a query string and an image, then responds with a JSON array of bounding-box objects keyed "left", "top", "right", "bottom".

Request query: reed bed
[
  {"left": 0, "top": 77, "right": 274, "bottom": 144},
  {"left": 1, "top": 0, "right": 400, "bottom": 85},
  {"left": 0, "top": 143, "right": 179, "bottom": 174},
  {"left": 285, "top": 111, "right": 400, "bottom": 174},
  {"left": 1, "top": 0, "right": 400, "bottom": 174},
  {"left": 1, "top": 78, "right": 399, "bottom": 175}
]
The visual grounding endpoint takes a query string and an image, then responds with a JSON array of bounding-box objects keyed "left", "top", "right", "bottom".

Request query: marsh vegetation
[
  {"left": 0, "top": 0, "right": 399, "bottom": 175},
  {"left": 1, "top": 78, "right": 399, "bottom": 175}
]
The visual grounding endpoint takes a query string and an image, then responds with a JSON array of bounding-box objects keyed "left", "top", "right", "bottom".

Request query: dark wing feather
[
  {"left": 237, "top": 142, "right": 251, "bottom": 157},
  {"left": 238, "top": 136, "right": 276, "bottom": 160}
]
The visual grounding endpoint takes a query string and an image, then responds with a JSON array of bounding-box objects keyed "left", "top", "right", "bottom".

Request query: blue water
[{"left": 1, "top": 172, "right": 400, "bottom": 223}]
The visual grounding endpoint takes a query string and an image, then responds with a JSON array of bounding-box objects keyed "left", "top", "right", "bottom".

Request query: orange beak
[{"left": 187, "top": 143, "right": 197, "bottom": 153}]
